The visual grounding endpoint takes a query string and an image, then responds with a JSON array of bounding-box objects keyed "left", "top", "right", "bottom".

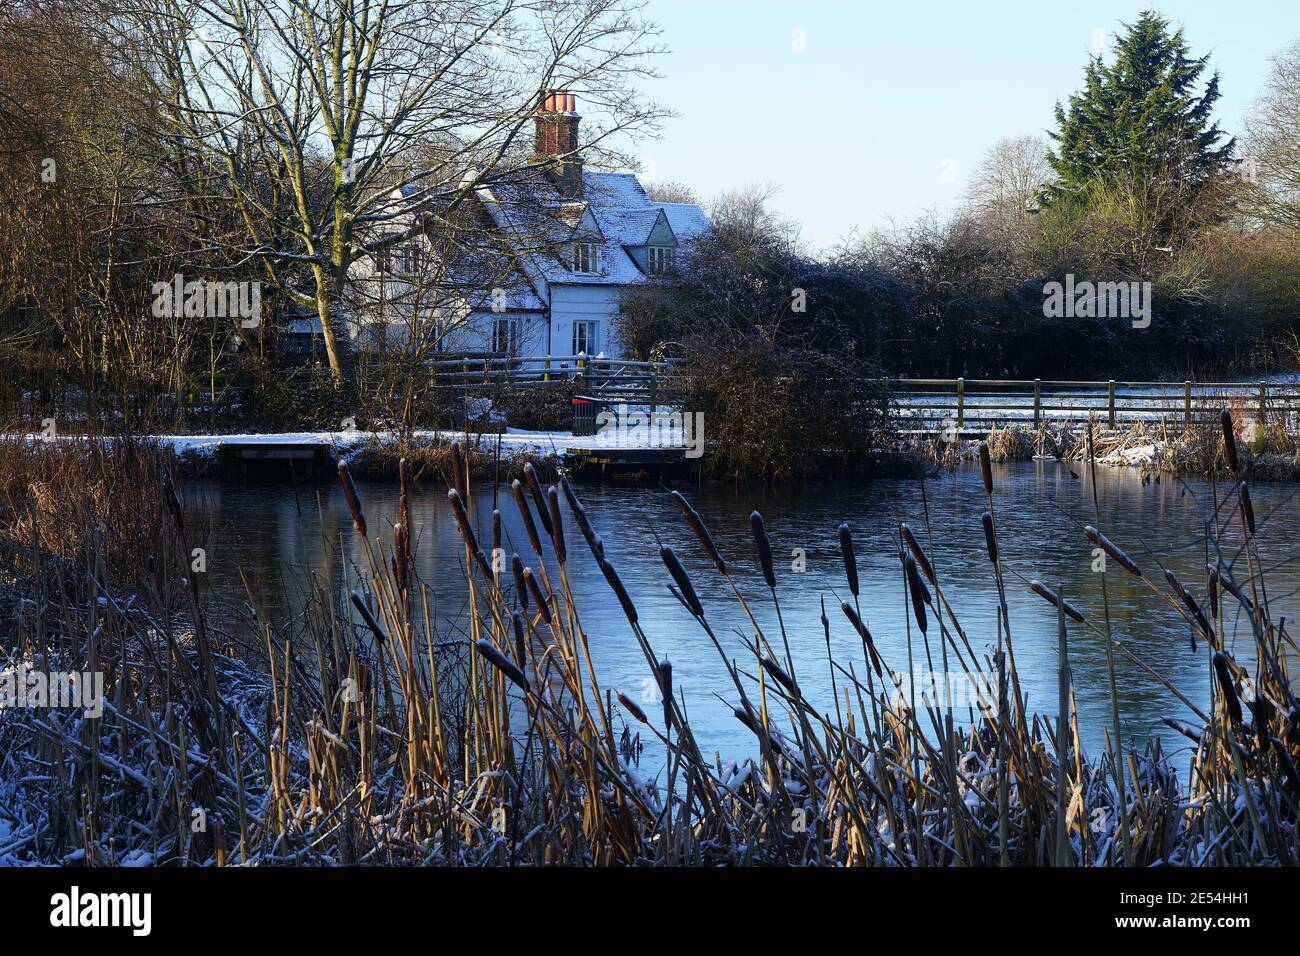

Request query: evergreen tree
[{"left": 1043, "top": 11, "right": 1235, "bottom": 211}]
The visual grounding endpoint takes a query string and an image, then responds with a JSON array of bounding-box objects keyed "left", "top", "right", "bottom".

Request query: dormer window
[
  {"left": 647, "top": 245, "right": 675, "bottom": 275},
  {"left": 573, "top": 241, "right": 600, "bottom": 274}
]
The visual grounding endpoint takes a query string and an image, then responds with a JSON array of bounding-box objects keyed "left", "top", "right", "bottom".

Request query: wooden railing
[
  {"left": 423, "top": 360, "right": 1300, "bottom": 433},
  {"left": 890, "top": 378, "right": 1300, "bottom": 431}
]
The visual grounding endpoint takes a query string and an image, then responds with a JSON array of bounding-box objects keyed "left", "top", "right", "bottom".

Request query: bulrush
[
  {"left": 512, "top": 554, "right": 529, "bottom": 609},
  {"left": 1239, "top": 482, "right": 1256, "bottom": 535},
  {"left": 522, "top": 567, "right": 551, "bottom": 625},
  {"left": 979, "top": 441, "right": 993, "bottom": 495},
  {"left": 492, "top": 509, "right": 502, "bottom": 556},
  {"left": 657, "top": 659, "right": 673, "bottom": 727},
  {"left": 671, "top": 491, "right": 726, "bottom": 574},
  {"left": 337, "top": 462, "right": 367, "bottom": 539},
  {"left": 761, "top": 656, "right": 798, "bottom": 695},
  {"left": 1216, "top": 562, "right": 1255, "bottom": 616},
  {"left": 511, "top": 479, "right": 544, "bottom": 558},
  {"left": 1206, "top": 564, "right": 1219, "bottom": 620},
  {"left": 447, "top": 489, "right": 494, "bottom": 580},
  {"left": 981, "top": 512, "right": 998, "bottom": 563},
  {"left": 1165, "top": 569, "right": 1213, "bottom": 641},
  {"left": 449, "top": 441, "right": 467, "bottom": 501},
  {"left": 840, "top": 600, "right": 884, "bottom": 677},
  {"left": 546, "top": 486, "right": 566, "bottom": 564},
  {"left": 900, "top": 523, "right": 934, "bottom": 584},
  {"left": 561, "top": 475, "right": 603, "bottom": 560},
  {"left": 511, "top": 612, "right": 527, "bottom": 668},
  {"left": 162, "top": 474, "right": 185, "bottom": 536},
  {"left": 523, "top": 463, "right": 552, "bottom": 536},
  {"left": 838, "top": 522, "right": 858, "bottom": 597},
  {"left": 905, "top": 555, "right": 928, "bottom": 634},
  {"left": 1029, "top": 580, "right": 1084, "bottom": 623},
  {"left": 1212, "top": 652, "right": 1242, "bottom": 726},
  {"left": 349, "top": 590, "right": 387, "bottom": 645},
  {"left": 599, "top": 557, "right": 638, "bottom": 625},
  {"left": 1221, "top": 409, "right": 1239, "bottom": 473},
  {"left": 1085, "top": 526, "right": 1142, "bottom": 576},
  {"left": 474, "top": 638, "right": 528, "bottom": 693},
  {"left": 660, "top": 545, "right": 703, "bottom": 617},
  {"left": 616, "top": 691, "right": 649, "bottom": 724},
  {"left": 750, "top": 511, "right": 776, "bottom": 589}
]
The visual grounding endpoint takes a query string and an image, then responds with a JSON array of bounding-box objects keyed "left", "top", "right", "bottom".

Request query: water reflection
[{"left": 184, "top": 461, "right": 1300, "bottom": 777}]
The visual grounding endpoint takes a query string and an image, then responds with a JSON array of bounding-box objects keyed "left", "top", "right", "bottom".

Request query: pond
[{"left": 184, "top": 460, "right": 1299, "bottom": 779}]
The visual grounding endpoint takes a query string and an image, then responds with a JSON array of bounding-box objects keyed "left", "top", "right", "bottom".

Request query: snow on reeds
[{"left": 0, "top": 421, "right": 1297, "bottom": 866}]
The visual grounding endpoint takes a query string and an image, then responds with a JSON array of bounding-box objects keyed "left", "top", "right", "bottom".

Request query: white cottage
[{"left": 336, "top": 90, "right": 709, "bottom": 365}]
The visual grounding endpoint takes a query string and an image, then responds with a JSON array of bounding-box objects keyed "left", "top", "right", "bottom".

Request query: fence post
[
  {"left": 956, "top": 377, "right": 965, "bottom": 428},
  {"left": 1184, "top": 381, "right": 1192, "bottom": 431},
  {"left": 1033, "top": 379, "right": 1041, "bottom": 426},
  {"left": 1107, "top": 380, "right": 1116, "bottom": 429},
  {"left": 649, "top": 370, "right": 658, "bottom": 416}
]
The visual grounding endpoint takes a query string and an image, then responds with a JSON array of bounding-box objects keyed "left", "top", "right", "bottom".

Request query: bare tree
[
  {"left": 1243, "top": 40, "right": 1300, "bottom": 233},
  {"left": 119, "top": 0, "right": 665, "bottom": 386},
  {"left": 961, "top": 134, "right": 1051, "bottom": 252}
]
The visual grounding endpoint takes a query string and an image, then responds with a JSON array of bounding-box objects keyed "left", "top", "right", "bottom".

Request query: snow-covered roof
[
  {"left": 478, "top": 169, "right": 710, "bottom": 289},
  {"left": 660, "top": 202, "right": 711, "bottom": 241}
]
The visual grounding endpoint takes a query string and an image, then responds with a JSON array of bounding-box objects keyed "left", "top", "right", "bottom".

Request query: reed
[{"left": 1, "top": 411, "right": 1296, "bottom": 867}]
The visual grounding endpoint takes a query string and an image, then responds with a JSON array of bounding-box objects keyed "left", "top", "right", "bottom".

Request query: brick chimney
[{"left": 534, "top": 90, "right": 583, "bottom": 197}]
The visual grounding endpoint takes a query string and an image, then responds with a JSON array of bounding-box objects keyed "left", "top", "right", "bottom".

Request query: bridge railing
[{"left": 427, "top": 353, "right": 673, "bottom": 407}]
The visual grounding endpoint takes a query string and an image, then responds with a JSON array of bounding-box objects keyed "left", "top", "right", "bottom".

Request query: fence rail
[{"left": 890, "top": 378, "right": 1300, "bottom": 431}]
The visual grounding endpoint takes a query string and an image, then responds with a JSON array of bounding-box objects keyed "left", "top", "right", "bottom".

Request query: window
[
  {"left": 647, "top": 245, "right": 675, "bottom": 275},
  {"left": 572, "top": 320, "right": 598, "bottom": 357},
  {"left": 399, "top": 242, "right": 423, "bottom": 275},
  {"left": 573, "top": 241, "right": 599, "bottom": 274},
  {"left": 493, "top": 317, "right": 520, "bottom": 355}
]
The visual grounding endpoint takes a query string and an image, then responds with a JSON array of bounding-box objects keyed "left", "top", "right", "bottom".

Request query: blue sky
[{"left": 631, "top": 0, "right": 1299, "bottom": 251}]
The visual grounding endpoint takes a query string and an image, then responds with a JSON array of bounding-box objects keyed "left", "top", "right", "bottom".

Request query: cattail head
[
  {"left": 511, "top": 612, "right": 527, "bottom": 668},
  {"left": 448, "top": 488, "right": 493, "bottom": 580},
  {"left": 1166, "top": 569, "right": 1212, "bottom": 643},
  {"left": 1239, "top": 482, "right": 1256, "bottom": 535},
  {"left": 1212, "top": 651, "right": 1242, "bottom": 726},
  {"left": 511, "top": 479, "right": 544, "bottom": 558},
  {"left": 1029, "top": 580, "right": 1084, "bottom": 623},
  {"left": 522, "top": 567, "right": 551, "bottom": 625},
  {"left": 1206, "top": 563, "right": 1219, "bottom": 620},
  {"left": 900, "top": 523, "right": 935, "bottom": 584},
  {"left": 349, "top": 590, "right": 387, "bottom": 645},
  {"left": 616, "top": 691, "right": 649, "bottom": 724},
  {"left": 492, "top": 508, "right": 502, "bottom": 555},
  {"left": 671, "top": 491, "right": 726, "bottom": 574},
  {"left": 599, "top": 557, "right": 638, "bottom": 625},
  {"left": 449, "top": 441, "right": 467, "bottom": 501},
  {"left": 905, "top": 555, "right": 928, "bottom": 633},
  {"left": 512, "top": 553, "right": 528, "bottom": 609},
  {"left": 660, "top": 545, "right": 703, "bottom": 617},
  {"left": 475, "top": 638, "right": 528, "bottom": 693},
  {"left": 750, "top": 511, "right": 776, "bottom": 589},
  {"left": 337, "top": 462, "right": 366, "bottom": 540},
  {"left": 657, "top": 658, "right": 673, "bottom": 726},
  {"left": 524, "top": 463, "right": 552, "bottom": 536},
  {"left": 840, "top": 600, "right": 884, "bottom": 678},
  {"left": 761, "top": 656, "right": 797, "bottom": 695},
  {"left": 162, "top": 474, "right": 185, "bottom": 536},
  {"left": 1220, "top": 409, "right": 1239, "bottom": 473},
  {"left": 981, "top": 511, "right": 998, "bottom": 563},
  {"left": 978, "top": 442, "right": 993, "bottom": 495},
  {"left": 1084, "top": 526, "right": 1142, "bottom": 576},
  {"left": 838, "top": 522, "right": 858, "bottom": 597},
  {"left": 546, "top": 486, "right": 566, "bottom": 564}
]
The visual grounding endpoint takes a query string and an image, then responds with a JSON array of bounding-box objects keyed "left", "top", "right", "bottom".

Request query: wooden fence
[
  {"left": 890, "top": 378, "right": 1300, "bottom": 432},
  {"left": 428, "top": 354, "right": 670, "bottom": 408}
]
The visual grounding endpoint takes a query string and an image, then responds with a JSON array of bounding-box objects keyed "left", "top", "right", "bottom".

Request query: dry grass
[{"left": 0, "top": 421, "right": 1297, "bottom": 866}]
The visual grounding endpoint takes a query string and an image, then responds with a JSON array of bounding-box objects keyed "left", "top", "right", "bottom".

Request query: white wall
[{"left": 549, "top": 283, "right": 624, "bottom": 360}]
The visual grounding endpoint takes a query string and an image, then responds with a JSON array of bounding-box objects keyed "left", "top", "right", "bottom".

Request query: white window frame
[
  {"left": 573, "top": 241, "right": 600, "bottom": 274},
  {"left": 492, "top": 316, "right": 521, "bottom": 355},
  {"left": 572, "top": 320, "right": 598, "bottom": 357},
  {"left": 647, "top": 245, "right": 675, "bottom": 275}
]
